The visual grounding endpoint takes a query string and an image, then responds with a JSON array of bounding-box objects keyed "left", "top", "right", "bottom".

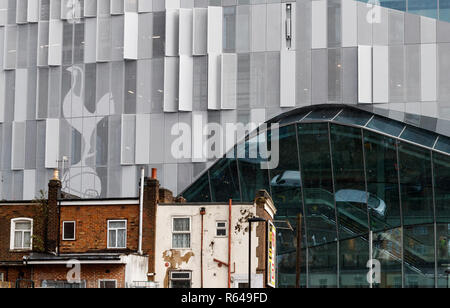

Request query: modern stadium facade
[{"left": 1, "top": 0, "right": 450, "bottom": 288}]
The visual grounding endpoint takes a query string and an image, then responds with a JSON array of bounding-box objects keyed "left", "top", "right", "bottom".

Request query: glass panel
[
  {"left": 437, "top": 224, "right": 450, "bottom": 288},
  {"left": 209, "top": 156, "right": 240, "bottom": 202},
  {"left": 298, "top": 123, "right": 337, "bottom": 247},
  {"left": 364, "top": 131, "right": 401, "bottom": 231},
  {"left": 269, "top": 125, "right": 302, "bottom": 215},
  {"left": 400, "top": 126, "right": 438, "bottom": 148},
  {"left": 408, "top": 0, "right": 438, "bottom": 19},
  {"left": 14, "top": 231, "right": 22, "bottom": 248},
  {"left": 303, "top": 108, "right": 342, "bottom": 121},
  {"left": 339, "top": 237, "right": 370, "bottom": 288},
  {"left": 117, "top": 229, "right": 126, "bottom": 248},
  {"left": 330, "top": 125, "right": 368, "bottom": 239},
  {"left": 373, "top": 228, "right": 403, "bottom": 288},
  {"left": 23, "top": 232, "right": 31, "bottom": 248},
  {"left": 366, "top": 116, "right": 405, "bottom": 137},
  {"left": 378, "top": 0, "right": 407, "bottom": 11},
  {"left": 435, "top": 136, "right": 450, "bottom": 154},
  {"left": 15, "top": 221, "right": 31, "bottom": 230},
  {"left": 182, "top": 171, "right": 211, "bottom": 202},
  {"left": 237, "top": 134, "right": 270, "bottom": 202},
  {"left": 173, "top": 234, "right": 190, "bottom": 249},
  {"left": 398, "top": 142, "right": 434, "bottom": 225},
  {"left": 109, "top": 221, "right": 126, "bottom": 229},
  {"left": 404, "top": 225, "right": 436, "bottom": 288},
  {"left": 334, "top": 109, "right": 373, "bottom": 126},
  {"left": 308, "top": 242, "right": 338, "bottom": 288},
  {"left": 433, "top": 152, "right": 450, "bottom": 223},
  {"left": 173, "top": 218, "right": 190, "bottom": 232},
  {"left": 64, "top": 222, "right": 75, "bottom": 239},
  {"left": 109, "top": 230, "right": 116, "bottom": 248}
]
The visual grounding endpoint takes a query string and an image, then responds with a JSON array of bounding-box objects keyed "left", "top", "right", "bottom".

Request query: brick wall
[
  {"left": 0, "top": 203, "right": 41, "bottom": 262},
  {"left": 59, "top": 204, "right": 140, "bottom": 253},
  {"left": 32, "top": 264, "right": 126, "bottom": 288}
]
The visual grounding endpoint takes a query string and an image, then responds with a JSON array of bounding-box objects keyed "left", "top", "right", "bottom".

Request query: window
[
  {"left": 169, "top": 271, "right": 191, "bottom": 288},
  {"left": 107, "top": 220, "right": 127, "bottom": 249},
  {"left": 0, "top": 273, "right": 4, "bottom": 282},
  {"left": 63, "top": 221, "right": 76, "bottom": 241},
  {"left": 99, "top": 280, "right": 117, "bottom": 288},
  {"left": 10, "top": 218, "right": 33, "bottom": 250},
  {"left": 216, "top": 221, "right": 227, "bottom": 237},
  {"left": 172, "top": 217, "right": 191, "bottom": 249}
]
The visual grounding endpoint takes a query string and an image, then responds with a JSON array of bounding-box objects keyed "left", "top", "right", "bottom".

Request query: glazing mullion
[
  {"left": 395, "top": 140, "right": 405, "bottom": 288},
  {"left": 295, "top": 122, "right": 309, "bottom": 288},
  {"left": 431, "top": 151, "right": 438, "bottom": 288},
  {"left": 327, "top": 121, "right": 340, "bottom": 288}
]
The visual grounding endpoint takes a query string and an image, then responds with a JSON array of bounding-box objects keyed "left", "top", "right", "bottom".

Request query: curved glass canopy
[{"left": 180, "top": 106, "right": 450, "bottom": 288}]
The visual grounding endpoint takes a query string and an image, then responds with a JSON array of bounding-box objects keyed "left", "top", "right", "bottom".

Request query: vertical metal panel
[
  {"left": 311, "top": 0, "right": 327, "bottom": 49},
  {"left": 179, "top": 55, "right": 194, "bottom": 112},
  {"left": 221, "top": 53, "right": 237, "bottom": 110},
  {"left": 280, "top": 50, "right": 296, "bottom": 107},
  {"left": 124, "top": 12, "right": 138, "bottom": 60},
  {"left": 135, "top": 114, "right": 150, "bottom": 165},
  {"left": 251, "top": 4, "right": 266, "bottom": 52},
  {"left": 164, "top": 56, "right": 179, "bottom": 112},
  {"left": 45, "top": 118, "right": 60, "bottom": 168},
  {"left": 208, "top": 53, "right": 221, "bottom": 110},
  {"left": 165, "top": 9, "right": 179, "bottom": 57},
  {"left": 207, "top": 6, "right": 222, "bottom": 54},
  {"left": 373, "top": 46, "right": 389, "bottom": 103},
  {"left": 422, "top": 44, "right": 437, "bottom": 102},
  {"left": 179, "top": 8, "right": 193, "bottom": 56},
  {"left": 342, "top": 0, "right": 357, "bottom": 47},
  {"left": 358, "top": 45, "right": 373, "bottom": 104},
  {"left": 12, "top": 122, "right": 25, "bottom": 170},
  {"left": 14, "top": 69, "right": 28, "bottom": 122},
  {"left": 192, "top": 8, "right": 207, "bottom": 56}
]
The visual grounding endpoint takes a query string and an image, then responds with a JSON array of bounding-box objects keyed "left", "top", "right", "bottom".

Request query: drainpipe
[
  {"left": 228, "top": 199, "right": 232, "bottom": 288},
  {"left": 200, "top": 207, "right": 206, "bottom": 288},
  {"left": 138, "top": 167, "right": 145, "bottom": 255}
]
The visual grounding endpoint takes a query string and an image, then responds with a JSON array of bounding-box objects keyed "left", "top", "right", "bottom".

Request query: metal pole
[
  {"left": 296, "top": 213, "right": 302, "bottom": 288},
  {"left": 249, "top": 222, "right": 252, "bottom": 289}
]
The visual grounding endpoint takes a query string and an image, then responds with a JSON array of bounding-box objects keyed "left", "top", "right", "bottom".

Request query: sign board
[{"left": 267, "top": 221, "right": 276, "bottom": 288}]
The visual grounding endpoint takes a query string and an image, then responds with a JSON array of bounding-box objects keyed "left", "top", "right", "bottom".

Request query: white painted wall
[
  {"left": 123, "top": 254, "right": 149, "bottom": 287},
  {"left": 155, "top": 204, "right": 264, "bottom": 288}
]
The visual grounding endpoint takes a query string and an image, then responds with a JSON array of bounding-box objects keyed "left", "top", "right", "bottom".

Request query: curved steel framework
[{"left": 181, "top": 105, "right": 450, "bottom": 288}]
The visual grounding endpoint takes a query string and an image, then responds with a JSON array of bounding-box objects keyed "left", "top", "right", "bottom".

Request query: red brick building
[{"left": 0, "top": 170, "right": 277, "bottom": 288}]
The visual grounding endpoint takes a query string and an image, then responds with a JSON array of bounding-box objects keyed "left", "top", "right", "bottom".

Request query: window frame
[
  {"left": 171, "top": 216, "right": 191, "bottom": 249},
  {"left": 62, "top": 221, "right": 76, "bottom": 241},
  {"left": 10, "top": 218, "right": 33, "bottom": 251},
  {"left": 216, "top": 221, "right": 228, "bottom": 238},
  {"left": 98, "top": 279, "right": 117, "bottom": 289},
  {"left": 0, "top": 273, "right": 4, "bottom": 282},
  {"left": 107, "top": 219, "right": 127, "bottom": 249}
]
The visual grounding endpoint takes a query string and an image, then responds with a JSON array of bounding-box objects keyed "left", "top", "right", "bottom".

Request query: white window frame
[
  {"left": 171, "top": 217, "right": 191, "bottom": 249},
  {"left": 107, "top": 220, "right": 127, "bottom": 249},
  {"left": 216, "top": 221, "right": 228, "bottom": 238},
  {"left": 98, "top": 279, "right": 117, "bottom": 289},
  {"left": 10, "top": 218, "right": 33, "bottom": 251},
  {"left": 0, "top": 273, "right": 4, "bottom": 282},
  {"left": 62, "top": 221, "right": 76, "bottom": 241}
]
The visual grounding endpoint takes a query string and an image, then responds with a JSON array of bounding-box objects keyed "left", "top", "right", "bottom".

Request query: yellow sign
[{"left": 267, "top": 221, "right": 276, "bottom": 288}]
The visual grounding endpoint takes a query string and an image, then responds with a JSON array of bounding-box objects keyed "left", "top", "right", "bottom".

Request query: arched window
[{"left": 10, "top": 218, "right": 33, "bottom": 250}]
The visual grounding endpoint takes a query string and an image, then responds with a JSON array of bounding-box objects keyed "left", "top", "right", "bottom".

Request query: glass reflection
[
  {"left": 364, "top": 131, "right": 401, "bottom": 231},
  {"left": 209, "top": 155, "right": 240, "bottom": 202},
  {"left": 398, "top": 142, "right": 434, "bottom": 226},
  {"left": 436, "top": 224, "right": 450, "bottom": 288},
  {"left": 340, "top": 236, "right": 370, "bottom": 288},
  {"left": 434, "top": 152, "right": 450, "bottom": 223},
  {"left": 237, "top": 134, "right": 270, "bottom": 202},
  {"left": 404, "top": 225, "right": 436, "bottom": 288},
  {"left": 373, "top": 228, "right": 403, "bottom": 288},
  {"left": 182, "top": 171, "right": 211, "bottom": 202},
  {"left": 330, "top": 124, "right": 369, "bottom": 239}
]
